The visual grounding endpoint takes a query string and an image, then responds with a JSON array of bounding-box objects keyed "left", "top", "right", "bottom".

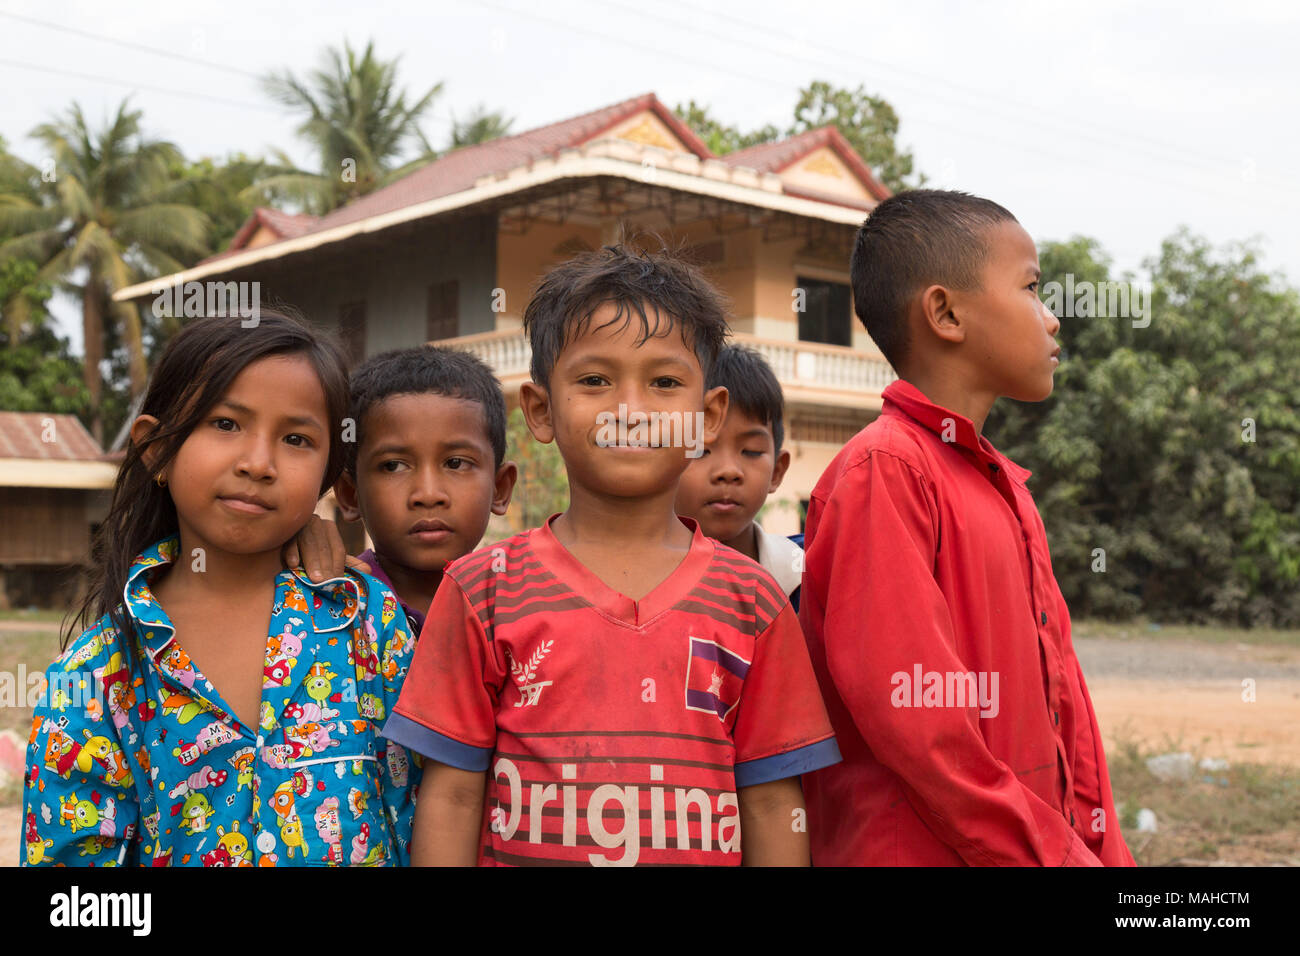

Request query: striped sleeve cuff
[
  {"left": 380, "top": 711, "right": 493, "bottom": 772},
  {"left": 734, "top": 736, "right": 841, "bottom": 789}
]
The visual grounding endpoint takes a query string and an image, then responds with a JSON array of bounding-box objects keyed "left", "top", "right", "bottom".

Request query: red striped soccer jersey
[{"left": 384, "top": 515, "right": 839, "bottom": 866}]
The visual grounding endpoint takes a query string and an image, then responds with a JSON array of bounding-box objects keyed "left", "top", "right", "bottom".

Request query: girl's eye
[
  {"left": 212, "top": 417, "right": 237, "bottom": 431},
  {"left": 380, "top": 460, "right": 407, "bottom": 473},
  {"left": 284, "top": 434, "right": 313, "bottom": 448},
  {"left": 1028, "top": 281, "right": 1039, "bottom": 293}
]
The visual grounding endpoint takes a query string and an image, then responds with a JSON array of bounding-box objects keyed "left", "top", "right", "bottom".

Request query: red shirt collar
[
  {"left": 881, "top": 380, "right": 1032, "bottom": 482},
  {"left": 529, "top": 512, "right": 715, "bottom": 627}
]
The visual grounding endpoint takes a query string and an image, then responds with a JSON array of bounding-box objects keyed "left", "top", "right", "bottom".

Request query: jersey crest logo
[
  {"left": 508, "top": 640, "right": 554, "bottom": 707},
  {"left": 684, "top": 637, "right": 749, "bottom": 719}
]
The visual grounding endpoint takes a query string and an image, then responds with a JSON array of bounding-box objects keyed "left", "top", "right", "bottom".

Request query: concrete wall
[{"left": 254, "top": 212, "right": 499, "bottom": 356}]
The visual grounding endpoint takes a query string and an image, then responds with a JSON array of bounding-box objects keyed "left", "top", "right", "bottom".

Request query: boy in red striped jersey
[{"left": 383, "top": 243, "right": 840, "bottom": 866}]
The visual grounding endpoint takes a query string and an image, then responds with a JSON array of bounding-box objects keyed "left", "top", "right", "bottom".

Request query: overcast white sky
[{"left": 2, "top": 0, "right": 1297, "bottom": 351}]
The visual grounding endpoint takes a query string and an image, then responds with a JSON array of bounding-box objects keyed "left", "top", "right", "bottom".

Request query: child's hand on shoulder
[{"left": 282, "top": 514, "right": 372, "bottom": 582}]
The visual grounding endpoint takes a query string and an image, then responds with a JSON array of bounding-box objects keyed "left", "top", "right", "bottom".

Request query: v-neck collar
[{"left": 530, "top": 513, "right": 714, "bottom": 628}]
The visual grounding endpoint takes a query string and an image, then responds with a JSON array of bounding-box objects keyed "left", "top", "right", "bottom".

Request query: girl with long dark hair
[{"left": 22, "top": 310, "right": 421, "bottom": 867}]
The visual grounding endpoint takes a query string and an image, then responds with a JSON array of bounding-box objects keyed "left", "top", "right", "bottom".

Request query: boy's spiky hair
[
  {"left": 851, "top": 189, "right": 1017, "bottom": 371},
  {"left": 346, "top": 345, "right": 507, "bottom": 473},
  {"left": 708, "top": 345, "right": 786, "bottom": 452},
  {"left": 522, "top": 241, "right": 730, "bottom": 390}
]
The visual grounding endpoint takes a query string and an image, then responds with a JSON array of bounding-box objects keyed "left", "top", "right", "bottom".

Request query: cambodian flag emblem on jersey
[{"left": 684, "top": 637, "right": 750, "bottom": 719}]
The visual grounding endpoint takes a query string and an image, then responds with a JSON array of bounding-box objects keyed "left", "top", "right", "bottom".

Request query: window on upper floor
[
  {"left": 795, "top": 276, "right": 852, "bottom": 347},
  {"left": 427, "top": 279, "right": 460, "bottom": 342}
]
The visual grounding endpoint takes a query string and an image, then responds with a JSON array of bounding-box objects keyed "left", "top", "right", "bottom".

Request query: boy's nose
[
  {"left": 1041, "top": 298, "right": 1061, "bottom": 336},
  {"left": 410, "top": 473, "right": 450, "bottom": 508},
  {"left": 710, "top": 453, "right": 743, "bottom": 483}
]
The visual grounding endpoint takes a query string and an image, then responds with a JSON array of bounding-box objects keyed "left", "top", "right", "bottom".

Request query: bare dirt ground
[
  {"left": 1075, "top": 636, "right": 1300, "bottom": 767},
  {"left": 3, "top": 632, "right": 1296, "bottom": 866}
]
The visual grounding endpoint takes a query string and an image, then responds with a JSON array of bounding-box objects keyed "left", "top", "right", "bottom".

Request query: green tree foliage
[
  {"left": 449, "top": 106, "right": 514, "bottom": 150},
  {"left": 0, "top": 259, "right": 91, "bottom": 421},
  {"left": 673, "top": 100, "right": 781, "bottom": 156},
  {"left": 505, "top": 407, "right": 568, "bottom": 531},
  {"left": 985, "top": 231, "right": 1300, "bottom": 626},
  {"left": 0, "top": 101, "right": 209, "bottom": 440},
  {"left": 675, "top": 80, "right": 922, "bottom": 192},
  {"left": 175, "top": 154, "right": 280, "bottom": 252},
  {"left": 255, "top": 40, "right": 444, "bottom": 214}
]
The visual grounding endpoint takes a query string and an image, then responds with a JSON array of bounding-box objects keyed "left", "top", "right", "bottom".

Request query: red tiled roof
[
  {"left": 0, "top": 412, "right": 105, "bottom": 461},
  {"left": 201, "top": 207, "right": 321, "bottom": 265},
  {"left": 723, "top": 126, "right": 891, "bottom": 201},
  {"left": 311, "top": 92, "right": 712, "bottom": 233},
  {"left": 226, "top": 207, "right": 320, "bottom": 252},
  {"left": 201, "top": 96, "right": 881, "bottom": 268}
]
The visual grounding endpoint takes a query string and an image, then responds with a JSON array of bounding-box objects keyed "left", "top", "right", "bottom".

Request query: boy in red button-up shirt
[{"left": 800, "top": 190, "right": 1135, "bottom": 866}]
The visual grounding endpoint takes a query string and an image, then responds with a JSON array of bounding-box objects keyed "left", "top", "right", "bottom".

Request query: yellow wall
[
  {"left": 780, "top": 146, "right": 875, "bottom": 203},
  {"left": 495, "top": 221, "right": 605, "bottom": 330}
]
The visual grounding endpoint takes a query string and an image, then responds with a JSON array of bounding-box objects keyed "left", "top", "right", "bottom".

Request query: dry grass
[{"left": 1107, "top": 728, "right": 1300, "bottom": 865}]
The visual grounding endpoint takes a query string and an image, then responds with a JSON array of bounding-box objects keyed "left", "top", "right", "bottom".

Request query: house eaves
[{"left": 113, "top": 138, "right": 871, "bottom": 303}]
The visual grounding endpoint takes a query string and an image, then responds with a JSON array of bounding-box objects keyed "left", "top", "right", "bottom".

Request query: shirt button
[
  {"left": 1069, "top": 809, "right": 1075, "bottom": 826},
  {"left": 1040, "top": 611, "right": 1047, "bottom": 626},
  {"left": 1054, "top": 711, "right": 1060, "bottom": 725}
]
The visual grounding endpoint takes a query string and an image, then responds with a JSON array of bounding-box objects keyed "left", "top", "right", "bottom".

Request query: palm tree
[
  {"left": 253, "top": 40, "right": 444, "bottom": 214},
  {"left": 450, "top": 106, "right": 514, "bottom": 150},
  {"left": 0, "top": 101, "right": 208, "bottom": 441}
]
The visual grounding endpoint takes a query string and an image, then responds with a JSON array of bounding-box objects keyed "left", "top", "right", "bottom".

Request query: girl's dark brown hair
[{"left": 64, "top": 308, "right": 349, "bottom": 664}]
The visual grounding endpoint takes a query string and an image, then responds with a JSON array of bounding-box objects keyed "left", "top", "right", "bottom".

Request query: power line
[
  {"left": 657, "top": 0, "right": 1254, "bottom": 176},
  {"left": 608, "top": 0, "right": 1272, "bottom": 188},
  {"left": 0, "top": 10, "right": 262, "bottom": 79},
  {"left": 0, "top": 11, "right": 455, "bottom": 127},
  {"left": 0, "top": 57, "right": 283, "bottom": 113},
  {"left": 463, "top": 0, "right": 1287, "bottom": 206}
]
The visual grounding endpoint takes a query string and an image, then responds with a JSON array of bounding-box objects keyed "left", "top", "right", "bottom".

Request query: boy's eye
[
  {"left": 578, "top": 375, "right": 607, "bottom": 387},
  {"left": 1028, "top": 281, "right": 1039, "bottom": 293},
  {"left": 652, "top": 377, "right": 682, "bottom": 389},
  {"left": 446, "top": 457, "right": 471, "bottom": 470},
  {"left": 742, "top": 449, "right": 764, "bottom": 458}
]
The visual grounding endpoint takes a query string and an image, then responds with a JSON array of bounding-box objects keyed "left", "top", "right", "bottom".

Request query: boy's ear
[
  {"left": 490, "top": 460, "right": 519, "bottom": 516},
  {"left": 768, "top": 447, "right": 792, "bottom": 494},
  {"left": 518, "top": 382, "right": 555, "bottom": 443},
  {"left": 701, "top": 385, "right": 729, "bottom": 444},
  {"left": 129, "top": 415, "right": 167, "bottom": 477},
  {"left": 332, "top": 471, "right": 363, "bottom": 523},
  {"left": 918, "top": 283, "right": 966, "bottom": 346}
]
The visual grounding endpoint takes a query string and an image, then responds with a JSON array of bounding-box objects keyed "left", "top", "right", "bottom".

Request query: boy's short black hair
[
  {"left": 346, "top": 345, "right": 506, "bottom": 473},
  {"left": 708, "top": 345, "right": 785, "bottom": 452},
  {"left": 523, "top": 242, "right": 730, "bottom": 391},
  {"left": 851, "top": 189, "right": 1017, "bottom": 371}
]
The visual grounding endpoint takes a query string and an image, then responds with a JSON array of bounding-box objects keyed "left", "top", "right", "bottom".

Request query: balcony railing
[{"left": 437, "top": 328, "right": 896, "bottom": 408}]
